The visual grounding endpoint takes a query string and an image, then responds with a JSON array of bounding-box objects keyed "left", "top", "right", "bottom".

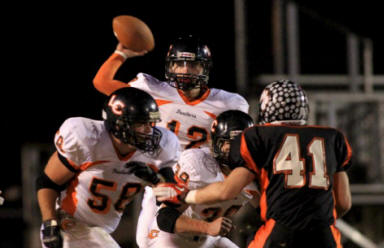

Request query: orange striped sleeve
[
  {"left": 259, "top": 168, "right": 270, "bottom": 221},
  {"left": 240, "top": 133, "right": 260, "bottom": 175},
  {"left": 342, "top": 135, "right": 352, "bottom": 168}
]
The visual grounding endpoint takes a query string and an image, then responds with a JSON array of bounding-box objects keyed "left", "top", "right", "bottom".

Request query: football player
[
  {"left": 154, "top": 80, "right": 353, "bottom": 248},
  {"left": 148, "top": 110, "right": 258, "bottom": 248},
  {"left": 36, "top": 88, "right": 180, "bottom": 248},
  {"left": 93, "top": 34, "right": 249, "bottom": 247}
]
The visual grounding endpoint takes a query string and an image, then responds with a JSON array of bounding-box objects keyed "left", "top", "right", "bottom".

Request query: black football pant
[{"left": 249, "top": 219, "right": 341, "bottom": 248}]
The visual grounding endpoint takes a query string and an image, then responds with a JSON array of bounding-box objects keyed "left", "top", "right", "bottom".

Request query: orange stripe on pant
[
  {"left": 330, "top": 225, "right": 343, "bottom": 248},
  {"left": 248, "top": 219, "right": 276, "bottom": 248}
]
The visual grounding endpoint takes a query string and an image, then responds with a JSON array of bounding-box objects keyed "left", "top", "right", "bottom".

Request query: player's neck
[
  {"left": 182, "top": 87, "right": 207, "bottom": 101},
  {"left": 110, "top": 134, "right": 136, "bottom": 156}
]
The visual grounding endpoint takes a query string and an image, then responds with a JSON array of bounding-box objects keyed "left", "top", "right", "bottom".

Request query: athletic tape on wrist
[{"left": 114, "top": 50, "right": 128, "bottom": 60}]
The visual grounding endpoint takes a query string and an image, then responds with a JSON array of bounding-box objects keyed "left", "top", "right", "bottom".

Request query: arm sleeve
[
  {"left": 229, "top": 130, "right": 261, "bottom": 175},
  {"left": 93, "top": 53, "right": 130, "bottom": 96}
]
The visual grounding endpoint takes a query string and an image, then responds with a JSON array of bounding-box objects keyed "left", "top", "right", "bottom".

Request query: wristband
[
  {"left": 184, "top": 190, "right": 197, "bottom": 204},
  {"left": 114, "top": 50, "right": 128, "bottom": 60}
]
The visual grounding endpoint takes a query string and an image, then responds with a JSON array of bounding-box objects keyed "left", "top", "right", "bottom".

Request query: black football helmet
[
  {"left": 102, "top": 87, "right": 162, "bottom": 154},
  {"left": 165, "top": 34, "right": 212, "bottom": 91},
  {"left": 258, "top": 80, "right": 309, "bottom": 125},
  {"left": 211, "top": 110, "right": 254, "bottom": 166}
]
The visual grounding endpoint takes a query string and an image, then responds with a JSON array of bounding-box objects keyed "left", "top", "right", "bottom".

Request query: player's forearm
[
  {"left": 37, "top": 188, "right": 59, "bottom": 221},
  {"left": 185, "top": 167, "right": 254, "bottom": 205},
  {"left": 333, "top": 171, "right": 352, "bottom": 218},
  {"left": 185, "top": 181, "right": 234, "bottom": 205},
  {"left": 174, "top": 215, "right": 211, "bottom": 234},
  {"left": 93, "top": 53, "right": 127, "bottom": 96}
]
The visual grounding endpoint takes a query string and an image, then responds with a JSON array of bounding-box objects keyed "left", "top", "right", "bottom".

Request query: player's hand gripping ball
[{"left": 112, "top": 15, "right": 155, "bottom": 52}]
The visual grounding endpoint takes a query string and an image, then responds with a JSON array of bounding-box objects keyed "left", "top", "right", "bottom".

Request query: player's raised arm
[{"left": 93, "top": 43, "right": 147, "bottom": 96}]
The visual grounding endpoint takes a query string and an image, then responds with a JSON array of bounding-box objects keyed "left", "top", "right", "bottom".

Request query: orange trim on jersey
[
  {"left": 240, "top": 133, "right": 260, "bottom": 175},
  {"left": 259, "top": 168, "right": 270, "bottom": 221},
  {"left": 93, "top": 53, "right": 129, "bottom": 96},
  {"left": 111, "top": 142, "right": 136, "bottom": 161},
  {"left": 248, "top": 219, "right": 276, "bottom": 248},
  {"left": 65, "top": 159, "right": 109, "bottom": 172},
  {"left": 79, "top": 160, "right": 109, "bottom": 171},
  {"left": 155, "top": 99, "right": 174, "bottom": 106},
  {"left": 177, "top": 88, "right": 211, "bottom": 106},
  {"left": 342, "top": 136, "right": 352, "bottom": 167},
  {"left": 204, "top": 111, "right": 216, "bottom": 120},
  {"left": 148, "top": 229, "right": 160, "bottom": 239},
  {"left": 332, "top": 190, "right": 339, "bottom": 221},
  {"left": 118, "top": 150, "right": 136, "bottom": 161},
  {"left": 61, "top": 176, "right": 79, "bottom": 216},
  {"left": 330, "top": 225, "right": 343, "bottom": 248}
]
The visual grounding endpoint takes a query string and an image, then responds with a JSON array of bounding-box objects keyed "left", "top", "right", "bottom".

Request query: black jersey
[{"left": 229, "top": 123, "right": 352, "bottom": 230}]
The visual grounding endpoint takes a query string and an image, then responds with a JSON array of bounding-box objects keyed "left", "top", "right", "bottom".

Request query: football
[{"left": 112, "top": 15, "right": 155, "bottom": 52}]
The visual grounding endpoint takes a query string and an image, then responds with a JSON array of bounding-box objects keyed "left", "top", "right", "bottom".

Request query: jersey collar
[{"left": 177, "top": 88, "right": 211, "bottom": 106}]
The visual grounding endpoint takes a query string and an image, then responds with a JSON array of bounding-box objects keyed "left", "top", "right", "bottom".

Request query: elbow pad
[
  {"left": 156, "top": 206, "right": 182, "bottom": 233},
  {"left": 36, "top": 172, "right": 66, "bottom": 192}
]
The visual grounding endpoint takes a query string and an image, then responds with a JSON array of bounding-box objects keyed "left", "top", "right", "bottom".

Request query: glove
[
  {"left": 41, "top": 219, "right": 62, "bottom": 248},
  {"left": 207, "top": 217, "right": 233, "bottom": 236},
  {"left": 126, "top": 161, "right": 160, "bottom": 185},
  {"left": 153, "top": 182, "right": 189, "bottom": 206}
]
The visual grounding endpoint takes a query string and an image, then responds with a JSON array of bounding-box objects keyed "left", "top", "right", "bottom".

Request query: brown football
[{"left": 112, "top": 15, "right": 155, "bottom": 52}]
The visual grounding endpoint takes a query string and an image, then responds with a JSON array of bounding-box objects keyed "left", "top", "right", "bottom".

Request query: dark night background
[{"left": 2, "top": 1, "right": 384, "bottom": 247}]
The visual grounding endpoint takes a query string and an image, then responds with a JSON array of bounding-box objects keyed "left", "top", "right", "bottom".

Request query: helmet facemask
[
  {"left": 165, "top": 35, "right": 212, "bottom": 92},
  {"left": 212, "top": 130, "right": 242, "bottom": 167},
  {"left": 103, "top": 110, "right": 162, "bottom": 155},
  {"left": 165, "top": 59, "right": 210, "bottom": 91}
]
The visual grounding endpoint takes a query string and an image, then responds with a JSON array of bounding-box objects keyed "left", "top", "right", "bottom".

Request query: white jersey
[
  {"left": 175, "top": 148, "right": 255, "bottom": 222},
  {"left": 54, "top": 117, "right": 180, "bottom": 233},
  {"left": 147, "top": 148, "right": 256, "bottom": 247},
  {"left": 129, "top": 73, "right": 249, "bottom": 149}
]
